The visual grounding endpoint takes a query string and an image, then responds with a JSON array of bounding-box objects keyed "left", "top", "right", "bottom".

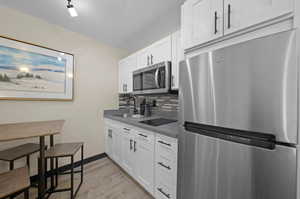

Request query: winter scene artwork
[
  {"left": 0, "top": 45, "right": 66, "bottom": 93},
  {"left": 0, "top": 36, "right": 73, "bottom": 100}
]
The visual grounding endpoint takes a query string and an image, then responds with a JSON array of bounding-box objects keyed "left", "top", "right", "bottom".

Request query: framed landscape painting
[{"left": 0, "top": 36, "right": 74, "bottom": 100}]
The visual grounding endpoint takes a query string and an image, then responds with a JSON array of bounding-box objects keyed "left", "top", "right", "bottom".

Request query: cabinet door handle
[
  {"left": 138, "top": 133, "right": 148, "bottom": 138},
  {"left": 147, "top": 56, "right": 150, "bottom": 65},
  {"left": 157, "top": 188, "right": 170, "bottom": 198},
  {"left": 158, "top": 162, "right": 171, "bottom": 170},
  {"left": 108, "top": 129, "right": 113, "bottom": 138},
  {"left": 158, "top": 140, "right": 171, "bottom": 147},
  {"left": 171, "top": 75, "right": 175, "bottom": 87},
  {"left": 130, "top": 139, "right": 133, "bottom": 150},
  {"left": 134, "top": 141, "right": 137, "bottom": 152},
  {"left": 228, "top": 4, "right": 231, "bottom": 29},
  {"left": 214, "top": 11, "right": 218, "bottom": 34},
  {"left": 150, "top": 54, "right": 153, "bottom": 65},
  {"left": 123, "top": 84, "right": 127, "bottom": 92}
]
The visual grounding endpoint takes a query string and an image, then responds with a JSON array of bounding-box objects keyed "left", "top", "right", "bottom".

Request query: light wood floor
[{"left": 17, "top": 157, "right": 153, "bottom": 199}]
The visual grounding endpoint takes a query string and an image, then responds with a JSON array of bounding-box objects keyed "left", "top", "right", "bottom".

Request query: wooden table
[{"left": 0, "top": 120, "right": 65, "bottom": 199}]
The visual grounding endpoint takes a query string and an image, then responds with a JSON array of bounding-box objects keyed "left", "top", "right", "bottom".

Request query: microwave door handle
[{"left": 155, "top": 68, "right": 160, "bottom": 88}]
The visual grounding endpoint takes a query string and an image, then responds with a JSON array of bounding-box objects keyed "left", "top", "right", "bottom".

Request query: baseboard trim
[{"left": 30, "top": 153, "right": 107, "bottom": 183}]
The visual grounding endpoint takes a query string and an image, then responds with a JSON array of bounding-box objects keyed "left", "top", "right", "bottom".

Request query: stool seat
[
  {"left": 0, "top": 143, "right": 40, "bottom": 161},
  {"left": 45, "top": 142, "right": 83, "bottom": 158},
  {"left": 0, "top": 167, "right": 30, "bottom": 198}
]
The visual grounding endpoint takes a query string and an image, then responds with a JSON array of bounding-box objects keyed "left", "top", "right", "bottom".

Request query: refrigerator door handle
[{"left": 184, "top": 122, "right": 276, "bottom": 150}]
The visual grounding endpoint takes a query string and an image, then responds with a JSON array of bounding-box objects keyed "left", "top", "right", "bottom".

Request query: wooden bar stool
[
  {"left": 44, "top": 142, "right": 84, "bottom": 199},
  {"left": 0, "top": 167, "right": 30, "bottom": 199},
  {"left": 0, "top": 143, "right": 41, "bottom": 171}
]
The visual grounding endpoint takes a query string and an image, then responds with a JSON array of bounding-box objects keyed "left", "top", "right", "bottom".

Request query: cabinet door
[
  {"left": 151, "top": 36, "right": 172, "bottom": 65},
  {"left": 135, "top": 131, "right": 155, "bottom": 194},
  {"left": 137, "top": 48, "right": 151, "bottom": 68},
  {"left": 171, "top": 31, "right": 184, "bottom": 90},
  {"left": 121, "top": 129, "right": 135, "bottom": 176},
  {"left": 118, "top": 60, "right": 127, "bottom": 93},
  {"left": 119, "top": 55, "right": 137, "bottom": 93},
  {"left": 124, "top": 54, "right": 137, "bottom": 93},
  {"left": 224, "top": 0, "right": 294, "bottom": 35},
  {"left": 112, "top": 127, "right": 122, "bottom": 164},
  {"left": 104, "top": 124, "right": 113, "bottom": 157},
  {"left": 182, "top": 0, "right": 223, "bottom": 49}
]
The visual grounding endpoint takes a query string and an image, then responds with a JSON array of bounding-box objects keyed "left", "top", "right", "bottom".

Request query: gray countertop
[{"left": 103, "top": 109, "right": 180, "bottom": 138}]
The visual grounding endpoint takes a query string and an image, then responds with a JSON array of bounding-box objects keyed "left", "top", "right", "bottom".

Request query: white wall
[{"left": 0, "top": 6, "right": 128, "bottom": 174}]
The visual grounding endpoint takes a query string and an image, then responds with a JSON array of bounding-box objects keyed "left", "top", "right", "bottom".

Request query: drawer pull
[
  {"left": 158, "top": 140, "right": 171, "bottom": 147},
  {"left": 139, "top": 133, "right": 148, "bottom": 138},
  {"left": 134, "top": 141, "right": 137, "bottom": 152},
  {"left": 123, "top": 128, "right": 130, "bottom": 131},
  {"left": 157, "top": 188, "right": 170, "bottom": 198},
  {"left": 158, "top": 162, "right": 171, "bottom": 170},
  {"left": 130, "top": 139, "right": 133, "bottom": 150}
]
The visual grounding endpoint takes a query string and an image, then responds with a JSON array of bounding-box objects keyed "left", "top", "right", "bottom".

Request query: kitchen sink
[{"left": 139, "top": 118, "right": 177, "bottom": 126}]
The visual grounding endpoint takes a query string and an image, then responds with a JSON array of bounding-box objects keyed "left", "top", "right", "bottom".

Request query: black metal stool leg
[
  {"left": 45, "top": 158, "right": 48, "bottom": 190},
  {"left": 26, "top": 155, "right": 30, "bottom": 170},
  {"left": 24, "top": 189, "right": 29, "bottom": 199},
  {"left": 81, "top": 145, "right": 84, "bottom": 183},
  {"left": 70, "top": 156, "right": 74, "bottom": 199},
  {"left": 9, "top": 161, "right": 14, "bottom": 199},
  {"left": 55, "top": 158, "right": 58, "bottom": 187},
  {"left": 50, "top": 135, "right": 55, "bottom": 190},
  {"left": 9, "top": 161, "right": 14, "bottom": 170}
]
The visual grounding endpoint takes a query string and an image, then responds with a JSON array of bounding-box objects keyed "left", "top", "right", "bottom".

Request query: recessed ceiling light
[{"left": 67, "top": 0, "right": 78, "bottom": 17}]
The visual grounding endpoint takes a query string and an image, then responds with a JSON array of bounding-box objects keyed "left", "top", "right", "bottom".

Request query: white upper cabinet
[
  {"left": 118, "top": 54, "right": 137, "bottom": 93},
  {"left": 137, "top": 36, "right": 172, "bottom": 68},
  {"left": 181, "top": 0, "right": 223, "bottom": 49},
  {"left": 171, "top": 31, "right": 184, "bottom": 90},
  {"left": 181, "top": 0, "right": 294, "bottom": 50},
  {"left": 137, "top": 48, "right": 151, "bottom": 69},
  {"left": 224, "top": 0, "right": 294, "bottom": 35},
  {"left": 119, "top": 33, "right": 179, "bottom": 92},
  {"left": 151, "top": 36, "right": 172, "bottom": 65}
]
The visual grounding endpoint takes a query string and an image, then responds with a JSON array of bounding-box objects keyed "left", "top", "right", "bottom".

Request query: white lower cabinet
[
  {"left": 104, "top": 119, "right": 178, "bottom": 198},
  {"left": 121, "top": 127, "right": 136, "bottom": 176},
  {"left": 135, "top": 130, "right": 155, "bottom": 194},
  {"left": 155, "top": 134, "right": 178, "bottom": 199},
  {"left": 111, "top": 126, "right": 122, "bottom": 165},
  {"left": 104, "top": 124, "right": 113, "bottom": 157}
]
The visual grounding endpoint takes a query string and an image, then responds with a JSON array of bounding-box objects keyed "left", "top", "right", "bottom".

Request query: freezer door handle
[{"left": 184, "top": 122, "right": 276, "bottom": 150}]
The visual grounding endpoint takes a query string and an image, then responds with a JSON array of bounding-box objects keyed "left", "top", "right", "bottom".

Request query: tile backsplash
[{"left": 119, "top": 93, "right": 179, "bottom": 112}]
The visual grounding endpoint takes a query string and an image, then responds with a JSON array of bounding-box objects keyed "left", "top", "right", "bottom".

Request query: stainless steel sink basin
[{"left": 113, "top": 113, "right": 144, "bottom": 119}]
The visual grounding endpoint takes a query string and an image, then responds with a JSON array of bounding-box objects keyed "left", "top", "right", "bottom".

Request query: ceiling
[{"left": 0, "top": 0, "right": 185, "bottom": 52}]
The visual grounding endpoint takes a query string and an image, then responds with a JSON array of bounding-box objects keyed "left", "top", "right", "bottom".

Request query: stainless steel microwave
[{"left": 133, "top": 62, "right": 171, "bottom": 95}]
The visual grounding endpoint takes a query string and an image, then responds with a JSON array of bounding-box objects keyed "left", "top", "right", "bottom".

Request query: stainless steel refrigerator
[{"left": 178, "top": 30, "right": 298, "bottom": 199}]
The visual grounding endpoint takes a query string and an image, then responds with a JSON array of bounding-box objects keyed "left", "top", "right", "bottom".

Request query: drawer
[
  {"left": 155, "top": 162, "right": 174, "bottom": 185},
  {"left": 155, "top": 179, "right": 176, "bottom": 199},
  {"left": 134, "top": 129, "right": 154, "bottom": 145},
  {"left": 156, "top": 135, "right": 178, "bottom": 158},
  {"left": 156, "top": 154, "right": 176, "bottom": 175}
]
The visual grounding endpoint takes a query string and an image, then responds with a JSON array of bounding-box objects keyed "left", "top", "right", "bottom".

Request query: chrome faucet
[{"left": 127, "top": 95, "right": 138, "bottom": 114}]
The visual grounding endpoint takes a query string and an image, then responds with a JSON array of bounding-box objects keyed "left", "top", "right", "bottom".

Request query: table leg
[
  {"left": 38, "top": 136, "right": 46, "bottom": 199},
  {"left": 50, "top": 135, "right": 55, "bottom": 189}
]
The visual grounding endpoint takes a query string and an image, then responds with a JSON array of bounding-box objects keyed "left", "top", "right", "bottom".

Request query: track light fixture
[{"left": 67, "top": 0, "right": 78, "bottom": 17}]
